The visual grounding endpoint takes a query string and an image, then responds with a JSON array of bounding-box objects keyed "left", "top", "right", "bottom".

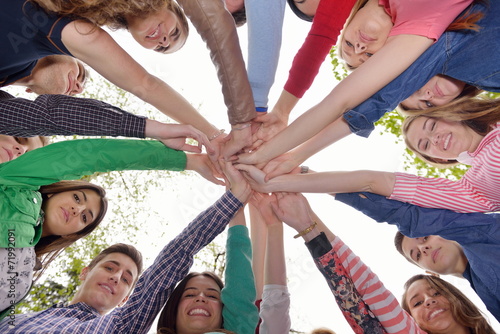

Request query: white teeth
[
  {"left": 147, "top": 26, "right": 159, "bottom": 38},
  {"left": 444, "top": 134, "right": 451, "bottom": 150},
  {"left": 188, "top": 308, "right": 209, "bottom": 316},
  {"left": 429, "top": 309, "right": 444, "bottom": 319},
  {"left": 101, "top": 285, "right": 113, "bottom": 294}
]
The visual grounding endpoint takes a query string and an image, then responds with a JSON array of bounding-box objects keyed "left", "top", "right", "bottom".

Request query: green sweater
[
  {"left": 222, "top": 225, "right": 259, "bottom": 334},
  {"left": 0, "top": 139, "right": 186, "bottom": 248}
]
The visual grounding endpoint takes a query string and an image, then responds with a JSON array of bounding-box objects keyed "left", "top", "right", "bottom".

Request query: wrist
[
  {"left": 209, "top": 129, "right": 225, "bottom": 141},
  {"left": 231, "top": 122, "right": 251, "bottom": 131},
  {"left": 293, "top": 221, "right": 319, "bottom": 241}
]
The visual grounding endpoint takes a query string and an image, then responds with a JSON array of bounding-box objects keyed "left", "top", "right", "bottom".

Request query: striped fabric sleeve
[
  {"left": 316, "top": 236, "right": 426, "bottom": 334},
  {"left": 390, "top": 173, "right": 493, "bottom": 213}
]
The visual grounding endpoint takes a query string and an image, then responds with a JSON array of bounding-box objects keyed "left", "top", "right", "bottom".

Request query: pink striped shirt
[
  {"left": 323, "top": 237, "right": 426, "bottom": 334},
  {"left": 391, "top": 123, "right": 500, "bottom": 213}
]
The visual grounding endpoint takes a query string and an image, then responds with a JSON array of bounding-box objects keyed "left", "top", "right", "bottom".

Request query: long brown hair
[
  {"left": 338, "top": 0, "right": 485, "bottom": 70},
  {"left": 402, "top": 275, "right": 495, "bottom": 334},
  {"left": 35, "top": 180, "right": 107, "bottom": 279},
  {"left": 30, "top": 0, "right": 189, "bottom": 34},
  {"left": 402, "top": 96, "right": 500, "bottom": 167},
  {"left": 157, "top": 271, "right": 224, "bottom": 333}
]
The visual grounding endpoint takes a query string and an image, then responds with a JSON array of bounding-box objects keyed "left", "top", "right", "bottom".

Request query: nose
[
  {"left": 418, "top": 242, "right": 432, "bottom": 256},
  {"left": 425, "top": 296, "right": 437, "bottom": 307},
  {"left": 159, "top": 35, "right": 170, "bottom": 47},
  {"left": 71, "top": 204, "right": 85, "bottom": 216},
  {"left": 13, "top": 142, "right": 28, "bottom": 156},
  {"left": 195, "top": 293, "right": 208, "bottom": 304},
  {"left": 108, "top": 273, "right": 120, "bottom": 285},
  {"left": 354, "top": 42, "right": 367, "bottom": 54}
]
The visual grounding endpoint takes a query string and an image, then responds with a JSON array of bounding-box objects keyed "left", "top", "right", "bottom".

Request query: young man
[
  {"left": 5, "top": 55, "right": 87, "bottom": 96},
  {"left": 0, "top": 161, "right": 251, "bottom": 333},
  {"left": 335, "top": 192, "right": 500, "bottom": 323}
]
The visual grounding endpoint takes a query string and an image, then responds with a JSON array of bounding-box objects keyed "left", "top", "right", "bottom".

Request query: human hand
[
  {"left": 250, "top": 111, "right": 288, "bottom": 151},
  {"left": 233, "top": 164, "right": 274, "bottom": 193},
  {"left": 262, "top": 151, "right": 302, "bottom": 182},
  {"left": 185, "top": 154, "right": 225, "bottom": 186},
  {"left": 221, "top": 124, "right": 253, "bottom": 159},
  {"left": 220, "top": 160, "right": 252, "bottom": 204},
  {"left": 207, "top": 131, "right": 227, "bottom": 173},
  {"left": 249, "top": 192, "right": 280, "bottom": 226},
  {"left": 145, "top": 121, "right": 214, "bottom": 154},
  {"left": 271, "top": 192, "right": 314, "bottom": 232}
]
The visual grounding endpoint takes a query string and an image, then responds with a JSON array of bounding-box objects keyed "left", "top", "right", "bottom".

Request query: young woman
[
  {"left": 0, "top": 136, "right": 225, "bottom": 316},
  {"left": 157, "top": 188, "right": 258, "bottom": 334},
  {"left": 1, "top": 0, "right": 257, "bottom": 159},
  {"left": 272, "top": 192, "right": 495, "bottom": 334},
  {"left": 237, "top": 96, "right": 500, "bottom": 213},
  {"left": 238, "top": 0, "right": 487, "bottom": 172},
  {"left": 334, "top": 191, "right": 500, "bottom": 322}
]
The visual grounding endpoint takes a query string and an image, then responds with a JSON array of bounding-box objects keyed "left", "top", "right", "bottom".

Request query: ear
[
  {"left": 79, "top": 267, "right": 90, "bottom": 282},
  {"left": 117, "top": 295, "right": 129, "bottom": 307}
]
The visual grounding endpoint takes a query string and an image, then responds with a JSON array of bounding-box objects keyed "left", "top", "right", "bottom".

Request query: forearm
[
  {"left": 265, "top": 171, "right": 395, "bottom": 196},
  {"left": 0, "top": 139, "right": 187, "bottom": 186},
  {"left": 249, "top": 204, "right": 267, "bottom": 299},
  {"left": 223, "top": 225, "right": 259, "bottom": 334},
  {"left": 264, "top": 223, "right": 286, "bottom": 286},
  {"left": 177, "top": 0, "right": 256, "bottom": 124},
  {"left": 122, "top": 191, "right": 243, "bottom": 332},
  {"left": 0, "top": 93, "right": 146, "bottom": 138},
  {"left": 246, "top": 0, "right": 286, "bottom": 108},
  {"left": 291, "top": 118, "right": 352, "bottom": 165}
]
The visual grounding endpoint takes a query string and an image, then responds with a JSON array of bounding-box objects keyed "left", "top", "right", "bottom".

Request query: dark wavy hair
[
  {"left": 157, "top": 271, "right": 225, "bottom": 333},
  {"left": 35, "top": 180, "right": 107, "bottom": 279}
]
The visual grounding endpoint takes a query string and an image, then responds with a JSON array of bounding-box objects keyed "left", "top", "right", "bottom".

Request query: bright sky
[
  {"left": 109, "top": 8, "right": 500, "bottom": 333},
  {"left": 7, "top": 5, "right": 498, "bottom": 333}
]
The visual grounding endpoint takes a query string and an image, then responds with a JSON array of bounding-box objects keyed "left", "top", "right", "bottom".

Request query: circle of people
[{"left": 0, "top": 0, "right": 498, "bottom": 333}]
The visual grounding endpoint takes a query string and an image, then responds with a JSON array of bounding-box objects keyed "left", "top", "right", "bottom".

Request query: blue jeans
[{"left": 344, "top": 1, "right": 500, "bottom": 137}]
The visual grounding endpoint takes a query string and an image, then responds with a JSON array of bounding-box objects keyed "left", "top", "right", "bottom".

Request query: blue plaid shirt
[
  {"left": 0, "top": 90, "right": 146, "bottom": 138},
  {"left": 0, "top": 191, "right": 242, "bottom": 334}
]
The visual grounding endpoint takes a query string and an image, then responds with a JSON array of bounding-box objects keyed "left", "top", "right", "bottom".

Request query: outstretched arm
[
  {"left": 236, "top": 165, "right": 396, "bottom": 197},
  {"left": 61, "top": 21, "right": 220, "bottom": 139},
  {"left": 238, "top": 35, "right": 434, "bottom": 165},
  {"left": 272, "top": 193, "right": 424, "bottom": 334}
]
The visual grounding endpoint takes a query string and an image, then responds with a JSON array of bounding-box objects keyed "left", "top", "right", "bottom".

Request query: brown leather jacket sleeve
[{"left": 177, "top": 0, "right": 256, "bottom": 125}]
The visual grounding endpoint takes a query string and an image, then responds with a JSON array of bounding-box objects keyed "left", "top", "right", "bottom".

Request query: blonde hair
[{"left": 402, "top": 96, "right": 500, "bottom": 167}]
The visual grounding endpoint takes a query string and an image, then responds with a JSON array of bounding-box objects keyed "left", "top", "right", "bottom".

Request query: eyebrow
[
  {"left": 79, "top": 190, "right": 95, "bottom": 220},
  {"left": 184, "top": 287, "right": 221, "bottom": 294},
  {"left": 105, "top": 260, "right": 135, "bottom": 279}
]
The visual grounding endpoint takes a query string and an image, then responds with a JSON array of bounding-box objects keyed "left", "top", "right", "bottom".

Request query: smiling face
[
  {"left": 0, "top": 135, "right": 44, "bottom": 163},
  {"left": 42, "top": 189, "right": 102, "bottom": 237},
  {"left": 401, "top": 236, "right": 467, "bottom": 275},
  {"left": 75, "top": 253, "right": 138, "bottom": 314},
  {"left": 405, "top": 117, "right": 483, "bottom": 161},
  {"left": 401, "top": 75, "right": 466, "bottom": 110},
  {"left": 340, "top": 0, "right": 392, "bottom": 68},
  {"left": 405, "top": 279, "right": 463, "bottom": 333},
  {"left": 27, "top": 55, "right": 86, "bottom": 96},
  {"left": 175, "top": 275, "right": 223, "bottom": 334},
  {"left": 127, "top": 7, "right": 187, "bottom": 54}
]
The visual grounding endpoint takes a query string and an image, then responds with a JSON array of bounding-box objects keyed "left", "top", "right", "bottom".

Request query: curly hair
[
  {"left": 402, "top": 96, "right": 500, "bottom": 167},
  {"left": 402, "top": 275, "right": 495, "bottom": 334},
  {"left": 30, "top": 0, "right": 189, "bottom": 33}
]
